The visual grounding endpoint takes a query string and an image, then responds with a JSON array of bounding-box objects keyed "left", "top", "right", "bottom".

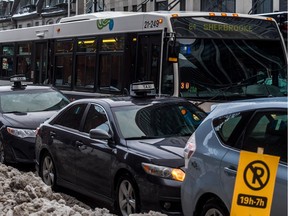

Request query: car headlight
[
  {"left": 142, "top": 163, "right": 185, "bottom": 182},
  {"left": 7, "top": 127, "right": 36, "bottom": 138}
]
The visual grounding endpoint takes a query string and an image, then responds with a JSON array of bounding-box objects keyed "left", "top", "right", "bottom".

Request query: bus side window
[{"left": 162, "top": 63, "right": 174, "bottom": 95}]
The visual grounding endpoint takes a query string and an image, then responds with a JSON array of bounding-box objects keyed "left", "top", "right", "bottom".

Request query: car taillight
[{"left": 184, "top": 132, "right": 196, "bottom": 169}]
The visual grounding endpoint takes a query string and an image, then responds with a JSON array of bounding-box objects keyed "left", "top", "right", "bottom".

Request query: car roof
[
  {"left": 71, "top": 95, "right": 193, "bottom": 108},
  {"left": 210, "top": 97, "right": 287, "bottom": 117},
  {"left": 0, "top": 84, "right": 58, "bottom": 92}
]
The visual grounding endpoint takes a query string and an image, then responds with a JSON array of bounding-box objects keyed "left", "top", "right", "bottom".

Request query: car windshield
[
  {"left": 0, "top": 90, "right": 70, "bottom": 113},
  {"left": 113, "top": 101, "right": 206, "bottom": 139}
]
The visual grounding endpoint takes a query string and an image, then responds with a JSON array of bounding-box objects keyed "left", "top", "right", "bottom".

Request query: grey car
[{"left": 181, "top": 97, "right": 287, "bottom": 216}]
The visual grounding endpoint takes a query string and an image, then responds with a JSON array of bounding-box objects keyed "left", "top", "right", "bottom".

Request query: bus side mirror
[{"left": 168, "top": 41, "right": 180, "bottom": 63}]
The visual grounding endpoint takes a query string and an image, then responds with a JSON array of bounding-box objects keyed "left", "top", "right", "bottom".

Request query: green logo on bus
[{"left": 97, "top": 19, "right": 114, "bottom": 31}]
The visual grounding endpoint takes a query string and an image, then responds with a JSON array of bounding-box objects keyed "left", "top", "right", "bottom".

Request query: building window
[
  {"left": 142, "top": 3, "right": 147, "bottom": 12},
  {"left": 251, "top": 0, "right": 272, "bottom": 13},
  {"left": 280, "top": 0, "right": 287, "bottom": 11},
  {"left": 155, "top": 1, "right": 168, "bottom": 11},
  {"left": 85, "top": 0, "right": 93, "bottom": 13},
  {"left": 0, "top": 1, "right": 11, "bottom": 17},
  {"left": 132, "top": 5, "right": 137, "bottom": 12},
  {"left": 46, "top": 19, "right": 54, "bottom": 25},
  {"left": 201, "top": 0, "right": 235, "bottom": 12},
  {"left": 44, "top": 0, "right": 66, "bottom": 8},
  {"left": 124, "top": 6, "right": 128, "bottom": 11}
]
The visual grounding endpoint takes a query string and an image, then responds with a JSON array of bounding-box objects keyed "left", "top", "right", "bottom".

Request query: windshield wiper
[
  {"left": 4, "top": 111, "right": 27, "bottom": 114},
  {"left": 125, "top": 135, "right": 160, "bottom": 140}
]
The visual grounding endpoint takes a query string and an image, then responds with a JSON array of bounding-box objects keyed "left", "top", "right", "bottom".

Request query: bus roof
[
  {"left": 58, "top": 10, "right": 271, "bottom": 22},
  {"left": 0, "top": 11, "right": 276, "bottom": 43}
]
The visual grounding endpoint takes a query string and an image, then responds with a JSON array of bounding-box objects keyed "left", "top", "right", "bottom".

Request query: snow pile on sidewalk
[
  {"left": 0, "top": 164, "right": 166, "bottom": 216},
  {"left": 0, "top": 164, "right": 114, "bottom": 215}
]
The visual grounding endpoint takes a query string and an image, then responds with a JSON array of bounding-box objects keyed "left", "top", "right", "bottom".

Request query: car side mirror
[{"left": 89, "top": 128, "right": 111, "bottom": 140}]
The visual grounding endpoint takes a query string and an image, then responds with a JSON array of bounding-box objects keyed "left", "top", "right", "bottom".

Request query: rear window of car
[
  {"left": 113, "top": 102, "right": 206, "bottom": 139},
  {"left": 213, "top": 109, "right": 287, "bottom": 163},
  {"left": 0, "top": 90, "right": 69, "bottom": 113}
]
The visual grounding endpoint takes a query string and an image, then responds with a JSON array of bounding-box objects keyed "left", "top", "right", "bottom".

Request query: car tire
[
  {"left": 40, "top": 152, "right": 57, "bottom": 189},
  {"left": 200, "top": 197, "right": 229, "bottom": 216},
  {"left": 0, "top": 141, "right": 5, "bottom": 164},
  {"left": 116, "top": 174, "right": 140, "bottom": 216}
]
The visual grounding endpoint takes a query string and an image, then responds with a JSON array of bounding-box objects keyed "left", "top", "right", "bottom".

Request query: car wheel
[
  {"left": 116, "top": 174, "right": 140, "bottom": 216},
  {"left": 0, "top": 141, "right": 6, "bottom": 164},
  {"left": 40, "top": 152, "right": 57, "bottom": 189},
  {"left": 200, "top": 197, "right": 229, "bottom": 216}
]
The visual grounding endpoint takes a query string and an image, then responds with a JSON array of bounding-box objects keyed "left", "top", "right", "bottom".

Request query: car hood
[
  {"left": 126, "top": 136, "right": 188, "bottom": 167},
  {"left": 2, "top": 111, "right": 57, "bottom": 129}
]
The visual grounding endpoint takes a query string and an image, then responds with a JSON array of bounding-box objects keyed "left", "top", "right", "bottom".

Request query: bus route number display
[{"left": 230, "top": 151, "right": 280, "bottom": 216}]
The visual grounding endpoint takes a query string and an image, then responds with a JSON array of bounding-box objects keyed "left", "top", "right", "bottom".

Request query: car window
[
  {"left": 53, "top": 103, "right": 87, "bottom": 130},
  {"left": 214, "top": 110, "right": 287, "bottom": 163},
  {"left": 113, "top": 102, "right": 205, "bottom": 139},
  {"left": 243, "top": 111, "right": 287, "bottom": 163},
  {"left": 214, "top": 113, "right": 243, "bottom": 142},
  {"left": 0, "top": 90, "right": 69, "bottom": 113},
  {"left": 83, "top": 104, "right": 109, "bottom": 133}
]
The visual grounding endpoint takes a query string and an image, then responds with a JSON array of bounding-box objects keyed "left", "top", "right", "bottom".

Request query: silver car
[{"left": 181, "top": 97, "right": 287, "bottom": 216}]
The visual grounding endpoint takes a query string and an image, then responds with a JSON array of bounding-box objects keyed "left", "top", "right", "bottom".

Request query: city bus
[{"left": 0, "top": 11, "right": 287, "bottom": 111}]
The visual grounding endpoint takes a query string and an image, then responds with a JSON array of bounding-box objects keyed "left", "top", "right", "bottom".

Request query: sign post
[{"left": 231, "top": 149, "right": 279, "bottom": 216}]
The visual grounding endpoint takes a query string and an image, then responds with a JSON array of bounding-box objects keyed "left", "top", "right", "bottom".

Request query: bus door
[
  {"left": 136, "top": 33, "right": 162, "bottom": 90},
  {"left": 34, "top": 42, "right": 49, "bottom": 84}
]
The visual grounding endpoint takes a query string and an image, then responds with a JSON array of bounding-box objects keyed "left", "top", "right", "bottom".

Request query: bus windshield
[{"left": 171, "top": 16, "right": 287, "bottom": 99}]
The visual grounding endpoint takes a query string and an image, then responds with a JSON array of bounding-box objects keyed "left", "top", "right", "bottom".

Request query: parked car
[
  {"left": 181, "top": 97, "right": 287, "bottom": 216},
  {"left": 35, "top": 82, "right": 207, "bottom": 216},
  {"left": 0, "top": 75, "right": 70, "bottom": 164}
]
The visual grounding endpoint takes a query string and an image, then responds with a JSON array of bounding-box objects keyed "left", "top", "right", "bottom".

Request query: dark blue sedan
[{"left": 35, "top": 82, "right": 207, "bottom": 216}]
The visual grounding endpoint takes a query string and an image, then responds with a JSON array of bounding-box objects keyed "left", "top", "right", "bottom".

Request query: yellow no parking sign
[{"left": 231, "top": 150, "right": 280, "bottom": 216}]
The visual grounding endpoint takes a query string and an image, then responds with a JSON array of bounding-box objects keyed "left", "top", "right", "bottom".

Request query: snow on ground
[{"left": 0, "top": 163, "right": 166, "bottom": 216}]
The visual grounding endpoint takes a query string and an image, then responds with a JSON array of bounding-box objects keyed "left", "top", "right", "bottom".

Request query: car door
[
  {"left": 220, "top": 109, "right": 287, "bottom": 215},
  {"left": 48, "top": 103, "right": 88, "bottom": 185},
  {"left": 75, "top": 103, "right": 114, "bottom": 198}
]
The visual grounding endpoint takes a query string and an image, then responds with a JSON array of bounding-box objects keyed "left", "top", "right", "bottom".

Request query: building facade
[
  {"left": 0, "top": 0, "right": 84, "bottom": 30},
  {"left": 0, "top": 0, "right": 287, "bottom": 30}
]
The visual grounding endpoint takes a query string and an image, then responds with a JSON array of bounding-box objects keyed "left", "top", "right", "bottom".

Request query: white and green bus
[{"left": 0, "top": 11, "right": 287, "bottom": 111}]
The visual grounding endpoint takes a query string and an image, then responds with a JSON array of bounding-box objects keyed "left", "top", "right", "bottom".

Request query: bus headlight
[
  {"left": 142, "top": 163, "right": 185, "bottom": 182},
  {"left": 7, "top": 127, "right": 36, "bottom": 138}
]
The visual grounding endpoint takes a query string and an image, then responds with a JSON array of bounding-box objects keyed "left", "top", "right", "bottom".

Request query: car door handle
[{"left": 224, "top": 166, "right": 237, "bottom": 177}]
